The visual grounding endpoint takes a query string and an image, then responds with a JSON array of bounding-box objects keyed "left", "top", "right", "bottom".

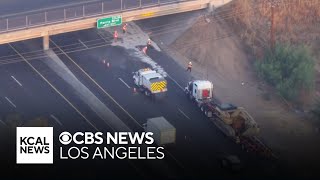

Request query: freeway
[
  {"left": 0, "top": 39, "right": 142, "bottom": 178},
  {"left": 0, "top": 26, "right": 276, "bottom": 178},
  {"left": 50, "top": 29, "right": 276, "bottom": 177}
]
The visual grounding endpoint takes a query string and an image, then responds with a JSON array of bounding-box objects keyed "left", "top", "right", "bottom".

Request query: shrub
[{"left": 255, "top": 43, "right": 315, "bottom": 102}]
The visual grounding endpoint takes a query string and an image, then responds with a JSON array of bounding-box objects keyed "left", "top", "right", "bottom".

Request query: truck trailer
[
  {"left": 185, "top": 80, "right": 275, "bottom": 159},
  {"left": 143, "top": 116, "right": 176, "bottom": 146}
]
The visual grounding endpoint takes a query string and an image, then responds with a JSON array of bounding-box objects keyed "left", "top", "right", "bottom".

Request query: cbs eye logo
[{"left": 59, "top": 132, "right": 72, "bottom": 145}]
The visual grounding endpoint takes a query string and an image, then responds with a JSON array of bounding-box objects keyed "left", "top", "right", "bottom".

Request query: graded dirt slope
[{"left": 169, "top": 15, "right": 320, "bottom": 177}]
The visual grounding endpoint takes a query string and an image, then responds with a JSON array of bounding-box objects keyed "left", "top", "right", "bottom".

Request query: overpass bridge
[{"left": 0, "top": 0, "right": 231, "bottom": 50}]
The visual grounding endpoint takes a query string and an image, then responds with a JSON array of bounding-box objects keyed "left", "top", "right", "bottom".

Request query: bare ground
[{"left": 165, "top": 15, "right": 320, "bottom": 175}]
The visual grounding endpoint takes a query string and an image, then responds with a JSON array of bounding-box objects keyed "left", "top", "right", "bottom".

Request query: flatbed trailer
[
  {"left": 185, "top": 80, "right": 276, "bottom": 159},
  {"left": 208, "top": 116, "right": 276, "bottom": 159},
  {"left": 239, "top": 136, "right": 277, "bottom": 159}
]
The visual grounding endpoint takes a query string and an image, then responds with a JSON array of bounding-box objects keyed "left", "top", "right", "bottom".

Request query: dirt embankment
[
  {"left": 168, "top": 2, "right": 320, "bottom": 176},
  {"left": 225, "top": 0, "right": 320, "bottom": 93}
]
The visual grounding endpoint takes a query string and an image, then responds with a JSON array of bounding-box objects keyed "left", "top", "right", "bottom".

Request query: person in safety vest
[
  {"left": 142, "top": 46, "right": 148, "bottom": 55},
  {"left": 114, "top": 30, "right": 118, "bottom": 42},
  {"left": 186, "top": 61, "right": 192, "bottom": 72},
  {"left": 122, "top": 23, "right": 128, "bottom": 34},
  {"left": 147, "top": 38, "right": 152, "bottom": 47}
]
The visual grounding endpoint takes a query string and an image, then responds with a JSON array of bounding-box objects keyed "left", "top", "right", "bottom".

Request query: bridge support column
[
  {"left": 207, "top": 1, "right": 215, "bottom": 13},
  {"left": 43, "top": 35, "right": 49, "bottom": 50}
]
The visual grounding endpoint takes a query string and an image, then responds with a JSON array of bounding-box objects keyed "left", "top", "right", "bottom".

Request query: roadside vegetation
[
  {"left": 311, "top": 98, "right": 320, "bottom": 120},
  {"left": 255, "top": 44, "right": 315, "bottom": 102},
  {"left": 220, "top": 0, "right": 320, "bottom": 107}
]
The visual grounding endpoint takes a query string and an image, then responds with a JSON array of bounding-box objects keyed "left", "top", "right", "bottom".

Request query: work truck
[
  {"left": 143, "top": 116, "right": 176, "bottom": 146},
  {"left": 133, "top": 68, "right": 167, "bottom": 98},
  {"left": 185, "top": 80, "right": 275, "bottom": 159}
]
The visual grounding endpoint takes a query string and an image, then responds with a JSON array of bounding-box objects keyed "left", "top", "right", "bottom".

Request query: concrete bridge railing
[{"left": 0, "top": 0, "right": 232, "bottom": 49}]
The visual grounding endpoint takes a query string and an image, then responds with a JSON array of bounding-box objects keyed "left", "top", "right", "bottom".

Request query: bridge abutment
[{"left": 207, "top": 1, "right": 215, "bottom": 12}]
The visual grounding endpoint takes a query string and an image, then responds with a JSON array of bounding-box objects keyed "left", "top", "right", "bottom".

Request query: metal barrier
[{"left": 0, "top": 0, "right": 195, "bottom": 33}]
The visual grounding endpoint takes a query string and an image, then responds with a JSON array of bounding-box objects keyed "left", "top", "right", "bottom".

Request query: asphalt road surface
[{"left": 0, "top": 28, "right": 278, "bottom": 179}]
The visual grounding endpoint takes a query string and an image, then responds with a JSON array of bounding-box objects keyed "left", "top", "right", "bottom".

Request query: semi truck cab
[{"left": 185, "top": 80, "right": 214, "bottom": 104}]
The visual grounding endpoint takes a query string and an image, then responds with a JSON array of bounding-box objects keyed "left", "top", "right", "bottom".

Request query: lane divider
[
  {"left": 11, "top": 75, "right": 23, "bottom": 87},
  {"left": 8, "top": 43, "right": 99, "bottom": 131},
  {"left": 5, "top": 96, "right": 16, "bottom": 108},
  {"left": 50, "top": 39, "right": 143, "bottom": 129},
  {"left": 119, "top": 77, "right": 131, "bottom": 89},
  {"left": 178, "top": 108, "right": 191, "bottom": 120},
  {"left": 50, "top": 114, "right": 63, "bottom": 126}
]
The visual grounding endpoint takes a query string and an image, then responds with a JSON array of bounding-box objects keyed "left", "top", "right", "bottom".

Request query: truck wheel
[
  {"left": 145, "top": 90, "right": 150, "bottom": 96},
  {"left": 185, "top": 89, "right": 189, "bottom": 95},
  {"left": 205, "top": 110, "right": 213, "bottom": 118}
]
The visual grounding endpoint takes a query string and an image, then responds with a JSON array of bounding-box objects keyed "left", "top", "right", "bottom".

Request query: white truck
[
  {"left": 133, "top": 68, "right": 167, "bottom": 97},
  {"left": 143, "top": 116, "right": 176, "bottom": 146},
  {"left": 185, "top": 80, "right": 214, "bottom": 106},
  {"left": 185, "top": 80, "right": 275, "bottom": 159},
  {"left": 184, "top": 80, "right": 259, "bottom": 138}
]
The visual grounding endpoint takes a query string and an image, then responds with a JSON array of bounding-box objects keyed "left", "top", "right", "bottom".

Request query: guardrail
[{"left": 0, "top": 0, "right": 195, "bottom": 33}]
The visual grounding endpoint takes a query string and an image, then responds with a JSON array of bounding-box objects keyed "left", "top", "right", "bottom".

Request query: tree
[
  {"left": 255, "top": 43, "right": 315, "bottom": 102},
  {"left": 311, "top": 98, "right": 320, "bottom": 119}
]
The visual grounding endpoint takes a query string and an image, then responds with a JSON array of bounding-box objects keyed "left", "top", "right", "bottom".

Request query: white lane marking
[
  {"left": 50, "top": 114, "right": 63, "bottom": 126},
  {"left": 97, "top": 32, "right": 108, "bottom": 43},
  {"left": 50, "top": 39, "right": 143, "bottom": 129},
  {"left": 9, "top": 43, "right": 99, "bottom": 131},
  {"left": 165, "top": 150, "right": 185, "bottom": 169},
  {"left": 118, "top": 78, "right": 131, "bottom": 89},
  {"left": 0, "top": 119, "right": 7, "bottom": 126},
  {"left": 167, "top": 74, "right": 184, "bottom": 90},
  {"left": 5, "top": 96, "right": 16, "bottom": 108},
  {"left": 78, "top": 39, "right": 88, "bottom": 49},
  {"left": 11, "top": 75, "right": 22, "bottom": 86},
  {"left": 178, "top": 108, "right": 191, "bottom": 120}
]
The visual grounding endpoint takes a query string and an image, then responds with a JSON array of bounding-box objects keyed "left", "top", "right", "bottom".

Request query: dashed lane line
[
  {"left": 11, "top": 75, "right": 23, "bottom": 86},
  {"left": 178, "top": 108, "right": 191, "bottom": 120},
  {"left": 8, "top": 43, "right": 99, "bottom": 131},
  {"left": 5, "top": 96, "right": 16, "bottom": 108},
  {"left": 50, "top": 114, "right": 63, "bottom": 126},
  {"left": 0, "top": 119, "right": 7, "bottom": 126},
  {"left": 78, "top": 39, "right": 88, "bottom": 49},
  {"left": 119, "top": 78, "right": 131, "bottom": 89},
  {"left": 167, "top": 74, "right": 184, "bottom": 91},
  {"left": 50, "top": 39, "right": 143, "bottom": 129},
  {"left": 97, "top": 31, "right": 108, "bottom": 43}
]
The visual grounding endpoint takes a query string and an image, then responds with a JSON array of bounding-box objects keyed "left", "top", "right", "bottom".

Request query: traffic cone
[
  {"left": 107, "top": 62, "right": 110, "bottom": 68},
  {"left": 103, "top": 60, "right": 106, "bottom": 64},
  {"left": 133, "top": 87, "right": 137, "bottom": 93},
  {"left": 142, "top": 46, "right": 148, "bottom": 55}
]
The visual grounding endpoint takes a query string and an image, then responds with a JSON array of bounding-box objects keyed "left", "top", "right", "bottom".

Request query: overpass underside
[{"left": 0, "top": 0, "right": 231, "bottom": 50}]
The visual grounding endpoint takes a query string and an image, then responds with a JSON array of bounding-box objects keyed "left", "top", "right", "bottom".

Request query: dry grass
[
  {"left": 218, "top": 0, "right": 320, "bottom": 102},
  {"left": 221, "top": 0, "right": 320, "bottom": 54}
]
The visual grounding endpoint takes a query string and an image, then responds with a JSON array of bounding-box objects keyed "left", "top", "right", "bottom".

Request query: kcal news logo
[{"left": 16, "top": 127, "right": 53, "bottom": 164}]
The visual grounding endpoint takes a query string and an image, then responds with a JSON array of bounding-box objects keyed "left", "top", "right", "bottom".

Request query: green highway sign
[{"left": 97, "top": 15, "right": 122, "bottom": 29}]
